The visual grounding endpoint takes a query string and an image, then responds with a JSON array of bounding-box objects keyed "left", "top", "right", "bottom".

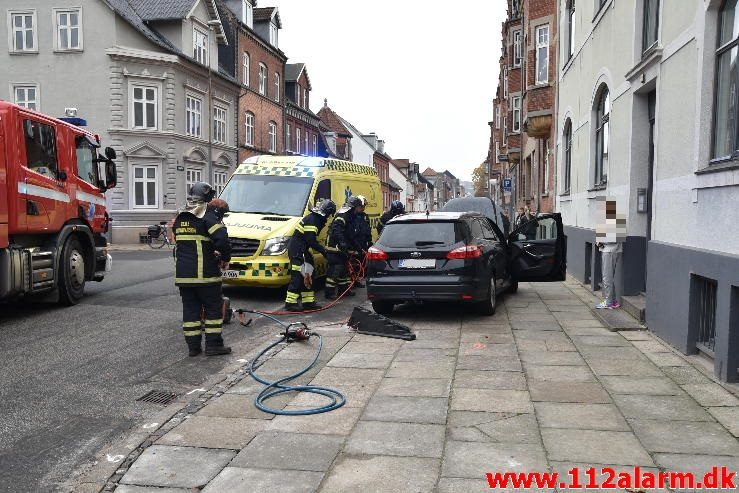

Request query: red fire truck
[{"left": 0, "top": 101, "right": 117, "bottom": 305}]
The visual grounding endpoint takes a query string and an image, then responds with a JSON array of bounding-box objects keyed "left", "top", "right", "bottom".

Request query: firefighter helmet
[
  {"left": 313, "top": 199, "right": 337, "bottom": 217},
  {"left": 390, "top": 200, "right": 405, "bottom": 214},
  {"left": 346, "top": 195, "right": 363, "bottom": 209},
  {"left": 189, "top": 182, "right": 216, "bottom": 203}
]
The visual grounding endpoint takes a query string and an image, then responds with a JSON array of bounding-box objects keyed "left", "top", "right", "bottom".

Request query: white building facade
[
  {"left": 556, "top": 0, "right": 739, "bottom": 381},
  {"left": 0, "top": 0, "right": 240, "bottom": 243}
]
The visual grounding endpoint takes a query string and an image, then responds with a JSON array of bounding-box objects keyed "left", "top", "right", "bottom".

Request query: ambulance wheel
[
  {"left": 59, "top": 236, "right": 86, "bottom": 306},
  {"left": 223, "top": 297, "right": 233, "bottom": 325}
]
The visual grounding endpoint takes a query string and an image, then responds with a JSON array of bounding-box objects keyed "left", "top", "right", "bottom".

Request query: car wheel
[
  {"left": 509, "top": 280, "right": 519, "bottom": 294},
  {"left": 478, "top": 274, "right": 497, "bottom": 316},
  {"left": 372, "top": 301, "right": 394, "bottom": 316},
  {"left": 58, "top": 236, "right": 86, "bottom": 306}
]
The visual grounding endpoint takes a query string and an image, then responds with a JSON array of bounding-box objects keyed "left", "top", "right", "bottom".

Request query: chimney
[
  {"left": 363, "top": 133, "right": 379, "bottom": 150},
  {"left": 378, "top": 140, "right": 385, "bottom": 154}
]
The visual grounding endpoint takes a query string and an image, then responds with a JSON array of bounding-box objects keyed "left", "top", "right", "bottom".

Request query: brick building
[
  {"left": 284, "top": 63, "right": 324, "bottom": 156},
  {"left": 222, "top": 1, "right": 286, "bottom": 161},
  {"left": 317, "top": 101, "right": 353, "bottom": 160},
  {"left": 490, "top": 0, "right": 557, "bottom": 215}
]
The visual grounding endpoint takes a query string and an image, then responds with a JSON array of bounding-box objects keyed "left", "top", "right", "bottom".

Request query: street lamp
[{"left": 206, "top": 19, "right": 222, "bottom": 185}]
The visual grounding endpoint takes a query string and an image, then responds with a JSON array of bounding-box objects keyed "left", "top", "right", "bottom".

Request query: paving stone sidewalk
[{"left": 104, "top": 278, "right": 739, "bottom": 492}]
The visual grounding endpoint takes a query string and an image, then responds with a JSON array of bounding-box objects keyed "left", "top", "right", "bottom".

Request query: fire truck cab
[{"left": 0, "top": 101, "right": 117, "bottom": 305}]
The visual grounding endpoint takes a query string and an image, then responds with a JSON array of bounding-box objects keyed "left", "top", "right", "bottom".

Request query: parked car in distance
[
  {"left": 366, "top": 211, "right": 566, "bottom": 316},
  {"left": 442, "top": 197, "right": 507, "bottom": 234}
]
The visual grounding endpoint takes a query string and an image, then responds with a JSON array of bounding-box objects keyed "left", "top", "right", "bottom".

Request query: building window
[
  {"left": 536, "top": 25, "right": 550, "bottom": 84},
  {"left": 513, "top": 30, "right": 522, "bottom": 67},
  {"left": 594, "top": 86, "right": 610, "bottom": 186},
  {"left": 193, "top": 27, "right": 208, "bottom": 65},
  {"left": 296, "top": 127, "right": 302, "bottom": 154},
  {"left": 13, "top": 84, "right": 38, "bottom": 110},
  {"left": 245, "top": 112, "right": 255, "bottom": 146},
  {"left": 186, "top": 167, "right": 203, "bottom": 193},
  {"left": 512, "top": 96, "right": 521, "bottom": 133},
  {"left": 269, "top": 22, "right": 278, "bottom": 46},
  {"left": 312, "top": 135, "right": 317, "bottom": 156},
  {"left": 503, "top": 68, "right": 509, "bottom": 98},
  {"left": 242, "top": 0, "right": 253, "bottom": 28},
  {"left": 274, "top": 73, "right": 280, "bottom": 102},
  {"left": 566, "top": 0, "right": 576, "bottom": 61},
  {"left": 495, "top": 142, "right": 500, "bottom": 164},
  {"left": 286, "top": 124, "right": 291, "bottom": 152},
  {"left": 186, "top": 95, "right": 202, "bottom": 138},
  {"left": 9, "top": 10, "right": 37, "bottom": 53},
  {"left": 131, "top": 84, "right": 158, "bottom": 130},
  {"left": 54, "top": 8, "right": 82, "bottom": 51},
  {"left": 495, "top": 105, "right": 501, "bottom": 129},
  {"left": 259, "top": 63, "right": 267, "bottom": 95},
  {"left": 642, "top": 0, "right": 659, "bottom": 54},
  {"left": 132, "top": 165, "right": 158, "bottom": 208},
  {"left": 305, "top": 133, "right": 308, "bottom": 156},
  {"left": 503, "top": 119, "right": 508, "bottom": 146},
  {"left": 242, "top": 52, "right": 250, "bottom": 87},
  {"left": 213, "top": 106, "right": 227, "bottom": 144},
  {"left": 563, "top": 119, "right": 573, "bottom": 193},
  {"left": 214, "top": 170, "right": 228, "bottom": 196},
  {"left": 268, "top": 121, "right": 277, "bottom": 152},
  {"left": 713, "top": 1, "right": 739, "bottom": 160},
  {"left": 543, "top": 139, "right": 550, "bottom": 194},
  {"left": 303, "top": 88, "right": 308, "bottom": 109}
]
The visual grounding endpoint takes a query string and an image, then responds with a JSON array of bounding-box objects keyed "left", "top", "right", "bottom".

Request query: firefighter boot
[
  {"left": 186, "top": 335, "right": 202, "bottom": 357},
  {"left": 204, "top": 333, "right": 231, "bottom": 356},
  {"left": 303, "top": 302, "right": 323, "bottom": 310},
  {"left": 284, "top": 303, "right": 302, "bottom": 312}
]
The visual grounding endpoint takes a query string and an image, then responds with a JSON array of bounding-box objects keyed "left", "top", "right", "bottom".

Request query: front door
[
  {"left": 507, "top": 213, "right": 567, "bottom": 282},
  {"left": 645, "top": 91, "right": 656, "bottom": 288}
]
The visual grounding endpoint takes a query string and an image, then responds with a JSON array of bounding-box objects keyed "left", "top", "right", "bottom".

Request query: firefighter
[
  {"left": 174, "top": 182, "right": 232, "bottom": 357},
  {"left": 377, "top": 200, "right": 405, "bottom": 235},
  {"left": 354, "top": 195, "right": 373, "bottom": 251},
  {"left": 325, "top": 196, "right": 363, "bottom": 300},
  {"left": 284, "top": 199, "right": 337, "bottom": 312}
]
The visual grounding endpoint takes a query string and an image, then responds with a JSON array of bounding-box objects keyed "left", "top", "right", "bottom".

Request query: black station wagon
[{"left": 366, "top": 211, "right": 567, "bottom": 315}]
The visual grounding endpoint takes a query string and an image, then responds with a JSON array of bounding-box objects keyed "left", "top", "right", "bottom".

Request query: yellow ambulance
[{"left": 219, "top": 155, "right": 382, "bottom": 287}]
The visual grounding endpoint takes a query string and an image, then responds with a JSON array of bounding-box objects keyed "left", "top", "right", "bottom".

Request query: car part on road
[
  {"left": 348, "top": 306, "right": 416, "bottom": 341},
  {"left": 243, "top": 309, "right": 346, "bottom": 415}
]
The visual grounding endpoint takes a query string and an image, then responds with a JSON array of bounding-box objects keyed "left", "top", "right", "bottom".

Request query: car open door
[{"left": 507, "top": 213, "right": 567, "bottom": 282}]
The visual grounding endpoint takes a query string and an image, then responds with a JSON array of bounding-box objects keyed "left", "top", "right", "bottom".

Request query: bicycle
[{"left": 147, "top": 222, "right": 173, "bottom": 249}]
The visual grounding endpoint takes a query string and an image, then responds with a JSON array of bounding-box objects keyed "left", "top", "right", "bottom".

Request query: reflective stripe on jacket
[{"left": 174, "top": 209, "right": 231, "bottom": 286}]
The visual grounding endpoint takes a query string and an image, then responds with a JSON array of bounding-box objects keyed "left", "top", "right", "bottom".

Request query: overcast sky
[{"left": 274, "top": 1, "right": 507, "bottom": 181}]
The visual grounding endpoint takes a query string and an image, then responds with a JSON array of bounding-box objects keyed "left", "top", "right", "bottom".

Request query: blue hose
[{"left": 246, "top": 311, "right": 346, "bottom": 415}]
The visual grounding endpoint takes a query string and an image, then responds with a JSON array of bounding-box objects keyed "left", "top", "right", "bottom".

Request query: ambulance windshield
[{"left": 220, "top": 174, "right": 314, "bottom": 217}]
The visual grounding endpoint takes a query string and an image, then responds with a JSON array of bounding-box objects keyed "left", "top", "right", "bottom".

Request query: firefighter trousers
[
  {"left": 285, "top": 256, "right": 315, "bottom": 305},
  {"left": 179, "top": 285, "right": 225, "bottom": 350},
  {"left": 325, "top": 252, "right": 350, "bottom": 298}
]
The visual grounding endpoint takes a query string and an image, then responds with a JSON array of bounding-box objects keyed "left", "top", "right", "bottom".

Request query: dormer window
[
  {"left": 242, "top": 0, "right": 253, "bottom": 28},
  {"left": 193, "top": 26, "right": 207, "bottom": 65},
  {"left": 269, "top": 22, "right": 278, "bottom": 47}
]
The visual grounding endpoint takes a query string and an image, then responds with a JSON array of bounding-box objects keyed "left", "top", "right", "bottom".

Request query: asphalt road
[{"left": 0, "top": 250, "right": 357, "bottom": 492}]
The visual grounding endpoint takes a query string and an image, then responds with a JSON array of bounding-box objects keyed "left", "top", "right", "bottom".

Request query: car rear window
[{"left": 380, "top": 221, "right": 466, "bottom": 248}]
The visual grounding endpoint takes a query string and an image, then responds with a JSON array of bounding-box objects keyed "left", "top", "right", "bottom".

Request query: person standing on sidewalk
[
  {"left": 595, "top": 197, "right": 626, "bottom": 310},
  {"left": 284, "top": 199, "right": 336, "bottom": 312},
  {"left": 174, "top": 182, "right": 232, "bottom": 356}
]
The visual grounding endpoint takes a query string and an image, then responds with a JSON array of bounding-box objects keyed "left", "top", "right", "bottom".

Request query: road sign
[{"left": 503, "top": 178, "right": 512, "bottom": 192}]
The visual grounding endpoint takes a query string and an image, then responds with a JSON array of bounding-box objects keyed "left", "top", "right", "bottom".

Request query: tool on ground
[
  {"left": 347, "top": 306, "right": 416, "bottom": 341},
  {"left": 236, "top": 308, "right": 346, "bottom": 415}
]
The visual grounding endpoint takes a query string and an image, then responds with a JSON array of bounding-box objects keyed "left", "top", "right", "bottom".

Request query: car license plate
[
  {"left": 399, "top": 258, "right": 436, "bottom": 269},
  {"left": 222, "top": 270, "right": 240, "bottom": 279}
]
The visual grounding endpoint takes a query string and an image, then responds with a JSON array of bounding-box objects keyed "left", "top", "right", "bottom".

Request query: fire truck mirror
[
  {"left": 104, "top": 147, "right": 117, "bottom": 160},
  {"left": 105, "top": 159, "right": 117, "bottom": 190}
]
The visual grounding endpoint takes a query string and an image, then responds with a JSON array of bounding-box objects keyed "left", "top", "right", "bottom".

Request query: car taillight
[
  {"left": 446, "top": 245, "right": 483, "bottom": 259},
  {"left": 367, "top": 246, "right": 389, "bottom": 261}
]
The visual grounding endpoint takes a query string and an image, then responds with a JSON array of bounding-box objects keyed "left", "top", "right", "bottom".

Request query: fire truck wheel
[{"left": 59, "top": 236, "right": 86, "bottom": 305}]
